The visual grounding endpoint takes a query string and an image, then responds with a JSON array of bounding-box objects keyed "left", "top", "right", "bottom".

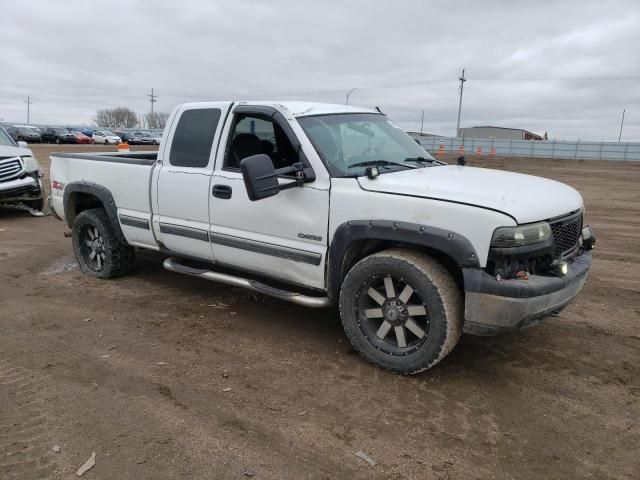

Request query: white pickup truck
[{"left": 49, "top": 101, "right": 595, "bottom": 374}]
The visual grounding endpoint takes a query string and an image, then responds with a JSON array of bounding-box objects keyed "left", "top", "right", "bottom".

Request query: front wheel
[
  {"left": 339, "top": 249, "right": 463, "bottom": 374},
  {"left": 72, "top": 208, "right": 134, "bottom": 278}
]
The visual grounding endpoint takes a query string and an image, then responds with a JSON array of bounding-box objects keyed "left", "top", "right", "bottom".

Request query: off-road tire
[
  {"left": 339, "top": 248, "right": 463, "bottom": 374},
  {"left": 72, "top": 208, "right": 134, "bottom": 278}
]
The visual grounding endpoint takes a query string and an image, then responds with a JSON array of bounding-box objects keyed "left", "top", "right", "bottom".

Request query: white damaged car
[{"left": 0, "top": 126, "right": 45, "bottom": 211}]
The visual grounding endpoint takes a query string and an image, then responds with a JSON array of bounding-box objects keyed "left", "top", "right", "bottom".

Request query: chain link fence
[{"left": 410, "top": 135, "right": 640, "bottom": 161}]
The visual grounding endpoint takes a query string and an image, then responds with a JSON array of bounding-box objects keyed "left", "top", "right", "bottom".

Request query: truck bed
[{"left": 49, "top": 151, "right": 158, "bottom": 249}]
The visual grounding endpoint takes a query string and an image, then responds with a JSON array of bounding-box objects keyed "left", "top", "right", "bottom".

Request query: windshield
[
  {"left": 297, "top": 113, "right": 439, "bottom": 177},
  {"left": 103, "top": 131, "right": 116, "bottom": 136},
  {"left": 0, "top": 127, "right": 16, "bottom": 146}
]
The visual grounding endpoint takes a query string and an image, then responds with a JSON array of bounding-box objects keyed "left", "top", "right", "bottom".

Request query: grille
[
  {"left": 550, "top": 212, "right": 583, "bottom": 259},
  {"left": 0, "top": 158, "right": 23, "bottom": 182}
]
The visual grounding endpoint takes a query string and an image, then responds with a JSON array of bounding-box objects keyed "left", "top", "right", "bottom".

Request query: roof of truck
[{"left": 232, "top": 101, "right": 380, "bottom": 117}]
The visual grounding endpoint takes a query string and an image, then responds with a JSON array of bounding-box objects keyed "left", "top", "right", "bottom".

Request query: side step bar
[{"left": 162, "top": 257, "right": 333, "bottom": 308}]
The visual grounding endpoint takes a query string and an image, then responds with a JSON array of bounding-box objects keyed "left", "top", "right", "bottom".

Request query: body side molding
[
  {"left": 159, "top": 223, "right": 210, "bottom": 242},
  {"left": 210, "top": 232, "right": 322, "bottom": 266},
  {"left": 119, "top": 214, "right": 150, "bottom": 230}
]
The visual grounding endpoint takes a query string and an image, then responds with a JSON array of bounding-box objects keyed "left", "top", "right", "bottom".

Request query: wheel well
[
  {"left": 66, "top": 192, "right": 104, "bottom": 227},
  {"left": 339, "top": 239, "right": 464, "bottom": 292}
]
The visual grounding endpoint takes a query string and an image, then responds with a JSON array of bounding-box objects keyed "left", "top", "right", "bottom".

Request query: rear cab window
[{"left": 169, "top": 108, "right": 221, "bottom": 168}]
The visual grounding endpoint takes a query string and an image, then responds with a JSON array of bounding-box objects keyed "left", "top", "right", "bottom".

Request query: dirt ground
[{"left": 1, "top": 145, "right": 638, "bottom": 479}]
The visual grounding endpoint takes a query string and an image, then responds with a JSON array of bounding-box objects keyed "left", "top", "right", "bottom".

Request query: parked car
[
  {"left": 0, "top": 126, "right": 45, "bottom": 210},
  {"left": 113, "top": 130, "right": 136, "bottom": 144},
  {"left": 92, "top": 130, "right": 122, "bottom": 145},
  {"left": 42, "top": 127, "right": 77, "bottom": 144},
  {"left": 49, "top": 101, "right": 595, "bottom": 374},
  {"left": 151, "top": 130, "right": 162, "bottom": 145},
  {"left": 136, "top": 131, "right": 160, "bottom": 145},
  {"left": 71, "top": 131, "right": 93, "bottom": 144},
  {"left": 127, "top": 131, "right": 145, "bottom": 145},
  {"left": 6, "top": 125, "right": 42, "bottom": 144}
]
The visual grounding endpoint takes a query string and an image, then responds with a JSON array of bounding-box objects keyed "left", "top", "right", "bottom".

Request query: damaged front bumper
[
  {"left": 462, "top": 248, "right": 592, "bottom": 336},
  {"left": 0, "top": 175, "right": 43, "bottom": 204}
]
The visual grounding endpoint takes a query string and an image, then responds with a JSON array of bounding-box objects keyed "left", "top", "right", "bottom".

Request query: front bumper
[
  {"left": 0, "top": 175, "right": 42, "bottom": 202},
  {"left": 462, "top": 250, "right": 592, "bottom": 336}
]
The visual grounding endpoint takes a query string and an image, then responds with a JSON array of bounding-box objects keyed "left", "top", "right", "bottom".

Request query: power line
[
  {"left": 456, "top": 68, "right": 466, "bottom": 136},
  {"left": 148, "top": 88, "right": 157, "bottom": 115},
  {"left": 24, "top": 96, "right": 33, "bottom": 124},
  {"left": 345, "top": 88, "right": 357, "bottom": 105},
  {"left": 618, "top": 109, "right": 626, "bottom": 142}
]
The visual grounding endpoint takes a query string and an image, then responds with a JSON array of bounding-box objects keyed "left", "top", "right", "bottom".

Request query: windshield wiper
[
  {"left": 404, "top": 156, "right": 443, "bottom": 165},
  {"left": 348, "top": 160, "right": 417, "bottom": 170}
]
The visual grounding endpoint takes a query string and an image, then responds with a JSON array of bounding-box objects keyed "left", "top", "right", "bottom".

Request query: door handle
[{"left": 212, "top": 184, "right": 232, "bottom": 199}]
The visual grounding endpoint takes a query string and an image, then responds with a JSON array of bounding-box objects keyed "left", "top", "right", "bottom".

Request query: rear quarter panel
[{"left": 50, "top": 155, "right": 156, "bottom": 246}]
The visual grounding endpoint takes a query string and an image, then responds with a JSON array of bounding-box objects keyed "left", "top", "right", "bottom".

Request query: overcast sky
[{"left": 1, "top": 0, "right": 639, "bottom": 140}]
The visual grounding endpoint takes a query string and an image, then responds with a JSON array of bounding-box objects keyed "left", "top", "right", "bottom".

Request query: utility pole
[
  {"left": 345, "top": 88, "right": 357, "bottom": 105},
  {"left": 456, "top": 68, "right": 466, "bottom": 137},
  {"left": 148, "top": 88, "right": 157, "bottom": 115},
  {"left": 618, "top": 109, "right": 626, "bottom": 142},
  {"left": 420, "top": 110, "right": 424, "bottom": 135},
  {"left": 25, "top": 96, "right": 33, "bottom": 124}
]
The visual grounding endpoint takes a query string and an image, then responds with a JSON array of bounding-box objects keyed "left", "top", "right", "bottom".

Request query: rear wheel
[
  {"left": 72, "top": 208, "right": 134, "bottom": 278},
  {"left": 339, "top": 249, "right": 463, "bottom": 374}
]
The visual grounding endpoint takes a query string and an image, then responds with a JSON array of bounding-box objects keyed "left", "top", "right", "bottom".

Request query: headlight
[
  {"left": 491, "top": 222, "right": 551, "bottom": 248},
  {"left": 21, "top": 156, "right": 42, "bottom": 174}
]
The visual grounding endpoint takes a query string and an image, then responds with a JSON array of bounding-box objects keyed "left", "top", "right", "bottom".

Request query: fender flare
[
  {"left": 63, "top": 181, "right": 126, "bottom": 244},
  {"left": 327, "top": 220, "right": 480, "bottom": 300}
]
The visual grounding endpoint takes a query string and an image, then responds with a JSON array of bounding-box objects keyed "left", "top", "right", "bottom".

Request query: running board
[{"left": 162, "top": 257, "right": 333, "bottom": 308}]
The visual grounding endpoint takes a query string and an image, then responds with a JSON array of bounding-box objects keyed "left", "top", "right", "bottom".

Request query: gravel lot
[{"left": 1, "top": 145, "right": 638, "bottom": 479}]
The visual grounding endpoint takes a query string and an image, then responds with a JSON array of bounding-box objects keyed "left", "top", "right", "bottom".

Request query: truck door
[
  {"left": 155, "top": 102, "right": 232, "bottom": 260},
  {"left": 210, "top": 106, "right": 330, "bottom": 290}
]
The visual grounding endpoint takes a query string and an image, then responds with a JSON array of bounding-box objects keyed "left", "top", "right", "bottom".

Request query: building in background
[{"left": 459, "top": 126, "right": 546, "bottom": 140}]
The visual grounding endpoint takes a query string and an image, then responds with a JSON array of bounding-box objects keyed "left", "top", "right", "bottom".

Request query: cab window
[
  {"left": 224, "top": 114, "right": 297, "bottom": 170},
  {"left": 169, "top": 108, "right": 221, "bottom": 168}
]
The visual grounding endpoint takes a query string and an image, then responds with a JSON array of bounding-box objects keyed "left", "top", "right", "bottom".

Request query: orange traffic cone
[
  {"left": 489, "top": 146, "right": 496, "bottom": 157},
  {"left": 475, "top": 146, "right": 483, "bottom": 156},
  {"left": 457, "top": 145, "right": 464, "bottom": 155},
  {"left": 436, "top": 143, "right": 445, "bottom": 157}
]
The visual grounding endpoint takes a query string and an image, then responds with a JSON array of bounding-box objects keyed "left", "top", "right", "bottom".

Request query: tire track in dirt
[{"left": 0, "top": 358, "right": 57, "bottom": 480}]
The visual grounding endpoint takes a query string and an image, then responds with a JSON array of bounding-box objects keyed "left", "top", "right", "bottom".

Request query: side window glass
[
  {"left": 224, "top": 115, "right": 298, "bottom": 170},
  {"left": 169, "top": 108, "right": 221, "bottom": 168}
]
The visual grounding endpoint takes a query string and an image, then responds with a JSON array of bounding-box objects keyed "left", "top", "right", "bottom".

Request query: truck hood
[
  {"left": 357, "top": 165, "right": 583, "bottom": 224},
  {"left": 0, "top": 144, "right": 32, "bottom": 158}
]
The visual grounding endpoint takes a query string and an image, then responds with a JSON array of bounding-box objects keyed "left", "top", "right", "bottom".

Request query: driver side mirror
[
  {"left": 240, "top": 154, "right": 282, "bottom": 201},
  {"left": 240, "top": 154, "right": 306, "bottom": 201},
  {"left": 17, "top": 141, "right": 28, "bottom": 148}
]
